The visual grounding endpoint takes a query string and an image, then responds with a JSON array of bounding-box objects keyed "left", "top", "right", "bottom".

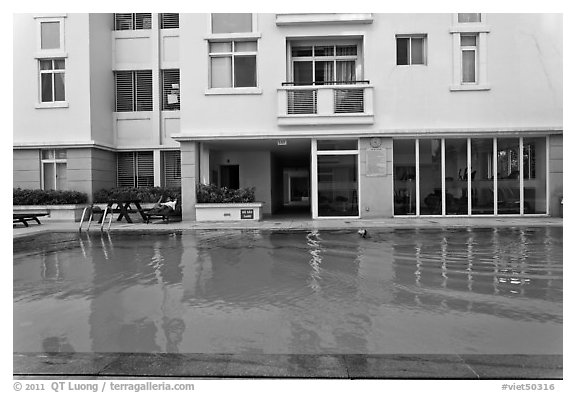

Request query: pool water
[{"left": 13, "top": 227, "right": 562, "bottom": 355}]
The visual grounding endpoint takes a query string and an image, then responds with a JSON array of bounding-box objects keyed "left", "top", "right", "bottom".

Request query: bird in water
[{"left": 358, "top": 229, "right": 369, "bottom": 238}]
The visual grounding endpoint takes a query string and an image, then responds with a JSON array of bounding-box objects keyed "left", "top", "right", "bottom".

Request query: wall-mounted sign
[
  {"left": 277, "top": 139, "right": 287, "bottom": 146},
  {"left": 241, "top": 209, "right": 254, "bottom": 219},
  {"left": 366, "top": 148, "right": 388, "bottom": 176}
]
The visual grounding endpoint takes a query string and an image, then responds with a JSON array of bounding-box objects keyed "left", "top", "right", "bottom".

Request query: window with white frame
[
  {"left": 460, "top": 34, "right": 478, "bottom": 83},
  {"left": 458, "top": 13, "right": 481, "bottom": 23},
  {"left": 41, "top": 149, "right": 67, "bottom": 190},
  {"left": 115, "top": 70, "right": 153, "bottom": 112},
  {"left": 290, "top": 43, "right": 360, "bottom": 85},
  {"left": 396, "top": 35, "right": 427, "bottom": 65},
  {"left": 162, "top": 151, "right": 181, "bottom": 188},
  {"left": 117, "top": 151, "right": 154, "bottom": 188},
  {"left": 39, "top": 59, "right": 65, "bottom": 103},
  {"left": 211, "top": 13, "right": 253, "bottom": 34},
  {"left": 114, "top": 13, "right": 152, "bottom": 30},
  {"left": 162, "top": 69, "right": 180, "bottom": 110},
  {"left": 37, "top": 17, "right": 65, "bottom": 53},
  {"left": 209, "top": 41, "right": 257, "bottom": 88}
]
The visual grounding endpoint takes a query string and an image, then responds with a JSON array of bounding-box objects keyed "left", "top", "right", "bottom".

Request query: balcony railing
[{"left": 278, "top": 81, "right": 374, "bottom": 125}]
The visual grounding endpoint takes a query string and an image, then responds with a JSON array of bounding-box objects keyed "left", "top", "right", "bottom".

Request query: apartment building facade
[{"left": 13, "top": 13, "right": 563, "bottom": 220}]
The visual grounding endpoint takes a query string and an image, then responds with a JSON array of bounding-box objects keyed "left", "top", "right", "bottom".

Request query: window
[
  {"left": 39, "top": 59, "right": 65, "bottom": 102},
  {"left": 117, "top": 151, "right": 154, "bottom": 188},
  {"left": 290, "top": 43, "right": 359, "bottom": 85},
  {"left": 41, "top": 149, "right": 67, "bottom": 190},
  {"left": 396, "top": 35, "right": 426, "bottom": 65},
  {"left": 114, "top": 13, "right": 152, "bottom": 30},
  {"left": 115, "top": 71, "right": 153, "bottom": 112},
  {"left": 162, "top": 151, "right": 181, "bottom": 188},
  {"left": 37, "top": 17, "right": 65, "bottom": 52},
  {"left": 209, "top": 41, "right": 257, "bottom": 88},
  {"left": 160, "top": 13, "right": 179, "bottom": 29},
  {"left": 461, "top": 34, "right": 478, "bottom": 83},
  {"left": 40, "top": 21, "right": 61, "bottom": 50},
  {"left": 458, "top": 13, "right": 481, "bottom": 23},
  {"left": 162, "top": 69, "right": 180, "bottom": 110},
  {"left": 211, "top": 13, "right": 252, "bottom": 34}
]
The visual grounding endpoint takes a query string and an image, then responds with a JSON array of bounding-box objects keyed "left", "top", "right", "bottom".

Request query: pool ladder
[{"left": 79, "top": 205, "right": 114, "bottom": 232}]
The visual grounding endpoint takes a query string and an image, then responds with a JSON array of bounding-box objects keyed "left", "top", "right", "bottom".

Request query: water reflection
[
  {"left": 13, "top": 227, "right": 562, "bottom": 355},
  {"left": 390, "top": 227, "right": 563, "bottom": 323}
]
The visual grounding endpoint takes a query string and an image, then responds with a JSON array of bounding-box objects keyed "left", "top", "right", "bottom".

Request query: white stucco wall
[
  {"left": 13, "top": 14, "right": 94, "bottom": 145},
  {"left": 179, "top": 13, "right": 562, "bottom": 139}
]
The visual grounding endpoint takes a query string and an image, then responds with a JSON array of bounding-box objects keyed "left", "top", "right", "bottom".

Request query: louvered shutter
[
  {"left": 136, "top": 151, "right": 154, "bottom": 187},
  {"left": 115, "top": 72, "right": 134, "bottom": 112},
  {"left": 117, "top": 152, "right": 135, "bottom": 187},
  {"left": 162, "top": 69, "right": 180, "bottom": 110},
  {"left": 161, "top": 14, "right": 179, "bottom": 29},
  {"left": 162, "top": 151, "right": 181, "bottom": 188},
  {"left": 115, "top": 14, "right": 133, "bottom": 30},
  {"left": 135, "top": 13, "right": 152, "bottom": 30},
  {"left": 135, "top": 71, "right": 153, "bottom": 111}
]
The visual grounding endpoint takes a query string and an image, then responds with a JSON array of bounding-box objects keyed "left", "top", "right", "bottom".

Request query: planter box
[
  {"left": 195, "top": 203, "right": 263, "bottom": 222},
  {"left": 13, "top": 204, "right": 89, "bottom": 222}
]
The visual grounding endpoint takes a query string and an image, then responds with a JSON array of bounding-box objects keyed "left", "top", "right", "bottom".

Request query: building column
[{"left": 180, "top": 141, "right": 198, "bottom": 221}]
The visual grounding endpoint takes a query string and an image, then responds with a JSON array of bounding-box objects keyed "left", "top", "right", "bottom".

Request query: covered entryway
[{"left": 197, "top": 138, "right": 312, "bottom": 219}]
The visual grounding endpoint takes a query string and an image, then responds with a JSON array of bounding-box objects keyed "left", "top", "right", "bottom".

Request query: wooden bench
[{"left": 13, "top": 213, "right": 49, "bottom": 227}]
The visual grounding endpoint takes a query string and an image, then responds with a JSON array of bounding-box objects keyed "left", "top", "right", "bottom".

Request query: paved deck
[
  {"left": 13, "top": 353, "right": 563, "bottom": 379},
  {"left": 12, "top": 216, "right": 563, "bottom": 239}
]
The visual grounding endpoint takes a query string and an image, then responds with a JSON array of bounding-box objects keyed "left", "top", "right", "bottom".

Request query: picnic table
[{"left": 102, "top": 199, "right": 147, "bottom": 223}]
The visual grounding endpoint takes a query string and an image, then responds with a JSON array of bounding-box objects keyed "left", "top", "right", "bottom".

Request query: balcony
[{"left": 277, "top": 81, "right": 374, "bottom": 126}]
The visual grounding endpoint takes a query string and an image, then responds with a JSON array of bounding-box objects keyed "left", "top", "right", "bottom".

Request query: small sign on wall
[
  {"left": 366, "top": 148, "right": 388, "bottom": 176},
  {"left": 241, "top": 209, "right": 254, "bottom": 219}
]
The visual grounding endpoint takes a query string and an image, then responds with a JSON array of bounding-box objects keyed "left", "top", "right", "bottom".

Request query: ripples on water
[{"left": 13, "top": 227, "right": 563, "bottom": 355}]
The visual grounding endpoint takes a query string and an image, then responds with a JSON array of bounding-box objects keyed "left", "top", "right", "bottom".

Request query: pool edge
[{"left": 13, "top": 353, "right": 563, "bottom": 379}]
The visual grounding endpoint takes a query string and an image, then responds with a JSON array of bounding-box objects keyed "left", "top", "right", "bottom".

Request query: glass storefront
[
  {"left": 316, "top": 139, "right": 359, "bottom": 217},
  {"left": 393, "top": 136, "right": 548, "bottom": 216},
  {"left": 445, "top": 139, "right": 468, "bottom": 215},
  {"left": 419, "top": 139, "right": 442, "bottom": 215},
  {"left": 393, "top": 140, "right": 416, "bottom": 215},
  {"left": 471, "top": 139, "right": 494, "bottom": 214}
]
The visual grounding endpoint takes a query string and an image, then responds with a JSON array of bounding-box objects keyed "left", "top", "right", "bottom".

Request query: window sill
[
  {"left": 450, "top": 84, "right": 491, "bottom": 91},
  {"left": 204, "top": 32, "right": 262, "bottom": 41},
  {"left": 35, "top": 102, "right": 69, "bottom": 109},
  {"left": 205, "top": 87, "right": 262, "bottom": 95},
  {"left": 449, "top": 24, "right": 491, "bottom": 34},
  {"left": 34, "top": 51, "right": 68, "bottom": 59}
]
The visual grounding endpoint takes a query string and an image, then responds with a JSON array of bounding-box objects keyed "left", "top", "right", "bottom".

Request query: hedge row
[
  {"left": 13, "top": 188, "right": 88, "bottom": 205},
  {"left": 93, "top": 187, "right": 181, "bottom": 203},
  {"left": 14, "top": 185, "right": 253, "bottom": 205},
  {"left": 196, "top": 184, "right": 255, "bottom": 203}
]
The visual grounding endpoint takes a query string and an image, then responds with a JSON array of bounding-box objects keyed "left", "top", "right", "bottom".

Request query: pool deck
[
  {"left": 14, "top": 353, "right": 562, "bottom": 379},
  {"left": 13, "top": 216, "right": 563, "bottom": 379},
  {"left": 12, "top": 216, "right": 563, "bottom": 239}
]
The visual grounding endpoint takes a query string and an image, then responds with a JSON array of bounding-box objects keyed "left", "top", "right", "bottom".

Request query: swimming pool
[{"left": 13, "top": 227, "right": 562, "bottom": 355}]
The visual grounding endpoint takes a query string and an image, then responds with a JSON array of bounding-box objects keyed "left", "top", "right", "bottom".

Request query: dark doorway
[{"left": 220, "top": 165, "right": 239, "bottom": 189}]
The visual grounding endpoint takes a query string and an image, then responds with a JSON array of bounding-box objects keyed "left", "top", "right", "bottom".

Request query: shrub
[
  {"left": 196, "top": 183, "right": 255, "bottom": 203},
  {"left": 13, "top": 188, "right": 88, "bottom": 205},
  {"left": 93, "top": 186, "right": 181, "bottom": 203}
]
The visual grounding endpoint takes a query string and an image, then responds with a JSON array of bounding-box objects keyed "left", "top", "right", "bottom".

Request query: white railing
[{"left": 278, "top": 82, "right": 374, "bottom": 125}]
